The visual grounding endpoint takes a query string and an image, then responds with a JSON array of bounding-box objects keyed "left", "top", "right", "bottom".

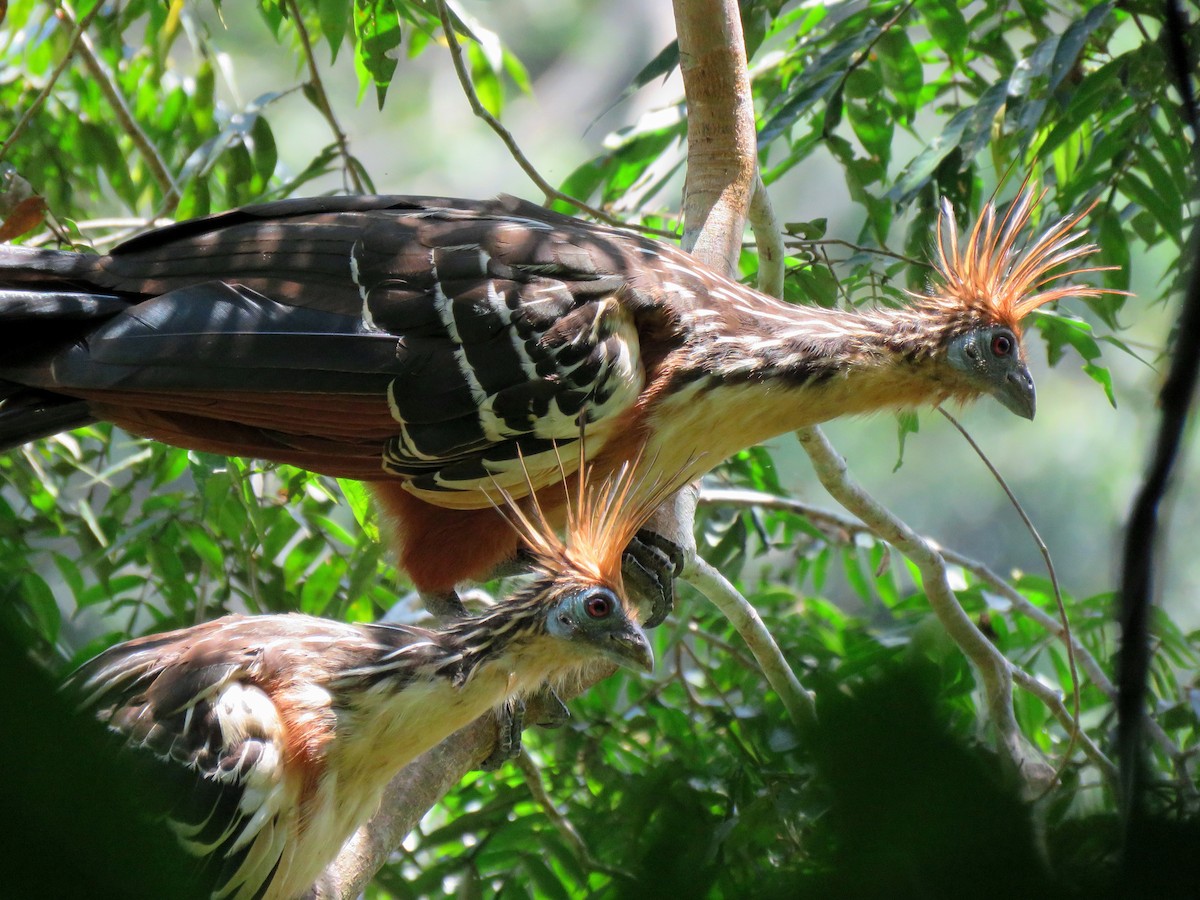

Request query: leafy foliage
[{"left": 1, "top": 0, "right": 1197, "bottom": 895}]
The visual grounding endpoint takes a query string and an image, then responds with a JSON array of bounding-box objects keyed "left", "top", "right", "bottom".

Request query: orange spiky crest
[
  {"left": 918, "top": 181, "right": 1124, "bottom": 336},
  {"left": 487, "top": 443, "right": 679, "bottom": 599}
]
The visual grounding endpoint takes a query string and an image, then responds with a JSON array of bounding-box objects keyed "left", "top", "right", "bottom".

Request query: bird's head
[
  {"left": 542, "top": 578, "right": 653, "bottom": 673},
  {"left": 491, "top": 449, "right": 675, "bottom": 676},
  {"left": 916, "top": 184, "right": 1124, "bottom": 420}
]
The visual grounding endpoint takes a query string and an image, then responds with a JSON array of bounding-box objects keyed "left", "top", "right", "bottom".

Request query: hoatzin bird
[
  {"left": 64, "top": 459, "right": 657, "bottom": 900},
  {"left": 1, "top": 187, "right": 1109, "bottom": 623}
]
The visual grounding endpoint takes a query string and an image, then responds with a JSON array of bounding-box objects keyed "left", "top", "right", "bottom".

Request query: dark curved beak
[
  {"left": 994, "top": 363, "right": 1036, "bottom": 420},
  {"left": 601, "top": 623, "right": 654, "bottom": 673}
]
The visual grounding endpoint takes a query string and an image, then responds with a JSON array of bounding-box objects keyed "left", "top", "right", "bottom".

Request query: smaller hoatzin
[
  {"left": 65, "top": 459, "right": 657, "bottom": 900},
  {"left": 1, "top": 187, "right": 1112, "bottom": 623}
]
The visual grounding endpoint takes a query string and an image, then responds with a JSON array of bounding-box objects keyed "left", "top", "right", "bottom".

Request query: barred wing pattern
[
  {"left": 65, "top": 615, "right": 447, "bottom": 900},
  {"left": 0, "top": 196, "right": 665, "bottom": 500}
]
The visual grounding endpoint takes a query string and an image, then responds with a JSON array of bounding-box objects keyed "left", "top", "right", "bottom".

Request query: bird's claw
[
  {"left": 420, "top": 589, "right": 469, "bottom": 620},
  {"left": 622, "top": 528, "right": 683, "bottom": 629},
  {"left": 477, "top": 687, "right": 571, "bottom": 771},
  {"left": 480, "top": 699, "right": 526, "bottom": 771},
  {"left": 530, "top": 686, "right": 570, "bottom": 728}
]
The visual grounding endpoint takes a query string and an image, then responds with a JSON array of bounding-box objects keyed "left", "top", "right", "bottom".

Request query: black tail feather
[
  {"left": 0, "top": 244, "right": 99, "bottom": 287},
  {"left": 0, "top": 385, "right": 96, "bottom": 452}
]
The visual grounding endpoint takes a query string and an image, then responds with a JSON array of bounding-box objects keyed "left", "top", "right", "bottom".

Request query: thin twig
[
  {"left": 782, "top": 236, "right": 928, "bottom": 268},
  {"left": 840, "top": 0, "right": 917, "bottom": 86},
  {"left": 433, "top": 0, "right": 670, "bottom": 235},
  {"left": 513, "top": 750, "right": 631, "bottom": 880},
  {"left": 795, "top": 425, "right": 1054, "bottom": 790},
  {"left": 939, "top": 407, "right": 1082, "bottom": 792},
  {"left": 59, "top": 2, "right": 180, "bottom": 211},
  {"left": 0, "top": 1, "right": 105, "bottom": 163},
  {"left": 698, "top": 484, "right": 1196, "bottom": 788},
  {"left": 285, "top": 0, "right": 367, "bottom": 194},
  {"left": 1009, "top": 667, "right": 1117, "bottom": 781},
  {"left": 685, "top": 619, "right": 760, "bottom": 673},
  {"left": 682, "top": 556, "right": 816, "bottom": 729}
]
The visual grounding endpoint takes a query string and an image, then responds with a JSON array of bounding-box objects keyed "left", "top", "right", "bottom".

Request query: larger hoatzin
[
  {"left": 65, "top": 461, "right": 656, "bottom": 900},
  {"left": 1, "top": 188, "right": 1108, "bottom": 621}
]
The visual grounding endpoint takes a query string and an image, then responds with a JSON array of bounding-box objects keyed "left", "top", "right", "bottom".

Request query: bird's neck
[{"left": 637, "top": 285, "right": 977, "bottom": 477}]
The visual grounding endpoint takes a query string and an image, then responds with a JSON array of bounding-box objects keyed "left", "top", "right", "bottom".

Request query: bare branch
[
  {"left": 749, "top": 171, "right": 785, "bottom": 296},
  {"left": 1009, "top": 667, "right": 1118, "bottom": 782},
  {"left": 58, "top": 2, "right": 180, "bottom": 212},
  {"left": 307, "top": 714, "right": 497, "bottom": 899},
  {"left": 939, "top": 407, "right": 1082, "bottom": 788},
  {"left": 683, "top": 556, "right": 816, "bottom": 730},
  {"left": 795, "top": 425, "right": 1054, "bottom": 791},
  {"left": 781, "top": 236, "right": 928, "bottom": 269},
  {"left": 695, "top": 487, "right": 1195, "bottom": 783},
  {"left": 672, "top": 0, "right": 757, "bottom": 272}
]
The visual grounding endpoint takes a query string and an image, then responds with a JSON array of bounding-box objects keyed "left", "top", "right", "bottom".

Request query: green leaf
[
  {"left": 889, "top": 106, "right": 971, "bottom": 203},
  {"left": 318, "top": 0, "right": 350, "bottom": 58},
  {"left": 1034, "top": 311, "right": 1101, "bottom": 366},
  {"left": 1082, "top": 362, "right": 1116, "bottom": 407},
  {"left": 1095, "top": 204, "right": 1131, "bottom": 301},
  {"left": 1047, "top": 3, "right": 1113, "bottom": 94},
  {"left": 790, "top": 265, "right": 839, "bottom": 308},
  {"left": 250, "top": 114, "right": 278, "bottom": 184},
  {"left": 1120, "top": 170, "right": 1181, "bottom": 240},
  {"left": 893, "top": 410, "right": 919, "bottom": 472},
  {"left": 20, "top": 572, "right": 61, "bottom": 642},
  {"left": 630, "top": 40, "right": 679, "bottom": 90},
  {"left": 300, "top": 559, "right": 342, "bottom": 615},
  {"left": 338, "top": 478, "right": 380, "bottom": 542},
  {"left": 916, "top": 0, "right": 968, "bottom": 64},
  {"left": 353, "top": 0, "right": 402, "bottom": 109},
  {"left": 876, "top": 31, "right": 922, "bottom": 111}
]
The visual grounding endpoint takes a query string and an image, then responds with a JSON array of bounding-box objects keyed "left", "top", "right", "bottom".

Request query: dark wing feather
[
  {"left": 66, "top": 620, "right": 294, "bottom": 900},
  {"left": 0, "top": 196, "right": 668, "bottom": 495}
]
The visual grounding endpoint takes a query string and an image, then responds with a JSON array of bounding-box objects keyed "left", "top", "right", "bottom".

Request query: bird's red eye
[
  {"left": 991, "top": 333, "right": 1013, "bottom": 357},
  {"left": 585, "top": 593, "right": 612, "bottom": 618}
]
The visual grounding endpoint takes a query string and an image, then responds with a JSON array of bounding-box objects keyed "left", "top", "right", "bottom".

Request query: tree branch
[
  {"left": 285, "top": 0, "right": 368, "bottom": 194},
  {"left": 794, "top": 426, "right": 1055, "bottom": 791},
  {"left": 672, "top": 0, "right": 757, "bottom": 270},
  {"left": 699, "top": 485, "right": 1195, "bottom": 787},
  {"left": 749, "top": 171, "right": 785, "bottom": 296},
  {"left": 432, "top": 0, "right": 661, "bottom": 233},
  {"left": 58, "top": 2, "right": 180, "bottom": 212},
  {"left": 0, "top": 1, "right": 105, "bottom": 165},
  {"left": 683, "top": 555, "right": 816, "bottom": 729}
]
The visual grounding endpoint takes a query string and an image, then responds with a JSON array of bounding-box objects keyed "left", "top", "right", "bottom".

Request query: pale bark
[
  {"left": 672, "top": 0, "right": 758, "bottom": 274},
  {"left": 315, "top": 3, "right": 771, "bottom": 894}
]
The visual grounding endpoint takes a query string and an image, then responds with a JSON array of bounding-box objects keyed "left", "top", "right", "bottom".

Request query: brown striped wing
[{"left": 0, "top": 196, "right": 672, "bottom": 500}]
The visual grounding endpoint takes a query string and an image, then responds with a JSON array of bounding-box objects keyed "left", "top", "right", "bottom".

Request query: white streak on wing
[
  {"left": 497, "top": 218, "right": 552, "bottom": 233},
  {"left": 659, "top": 281, "right": 695, "bottom": 301},
  {"left": 350, "top": 239, "right": 378, "bottom": 331}
]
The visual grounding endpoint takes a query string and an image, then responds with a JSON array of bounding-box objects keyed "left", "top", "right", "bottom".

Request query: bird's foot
[
  {"left": 419, "top": 589, "right": 469, "bottom": 620},
  {"left": 529, "top": 686, "right": 570, "bottom": 728},
  {"left": 477, "top": 687, "right": 570, "bottom": 771},
  {"left": 480, "top": 699, "right": 526, "bottom": 770},
  {"left": 622, "top": 528, "right": 684, "bottom": 629}
]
